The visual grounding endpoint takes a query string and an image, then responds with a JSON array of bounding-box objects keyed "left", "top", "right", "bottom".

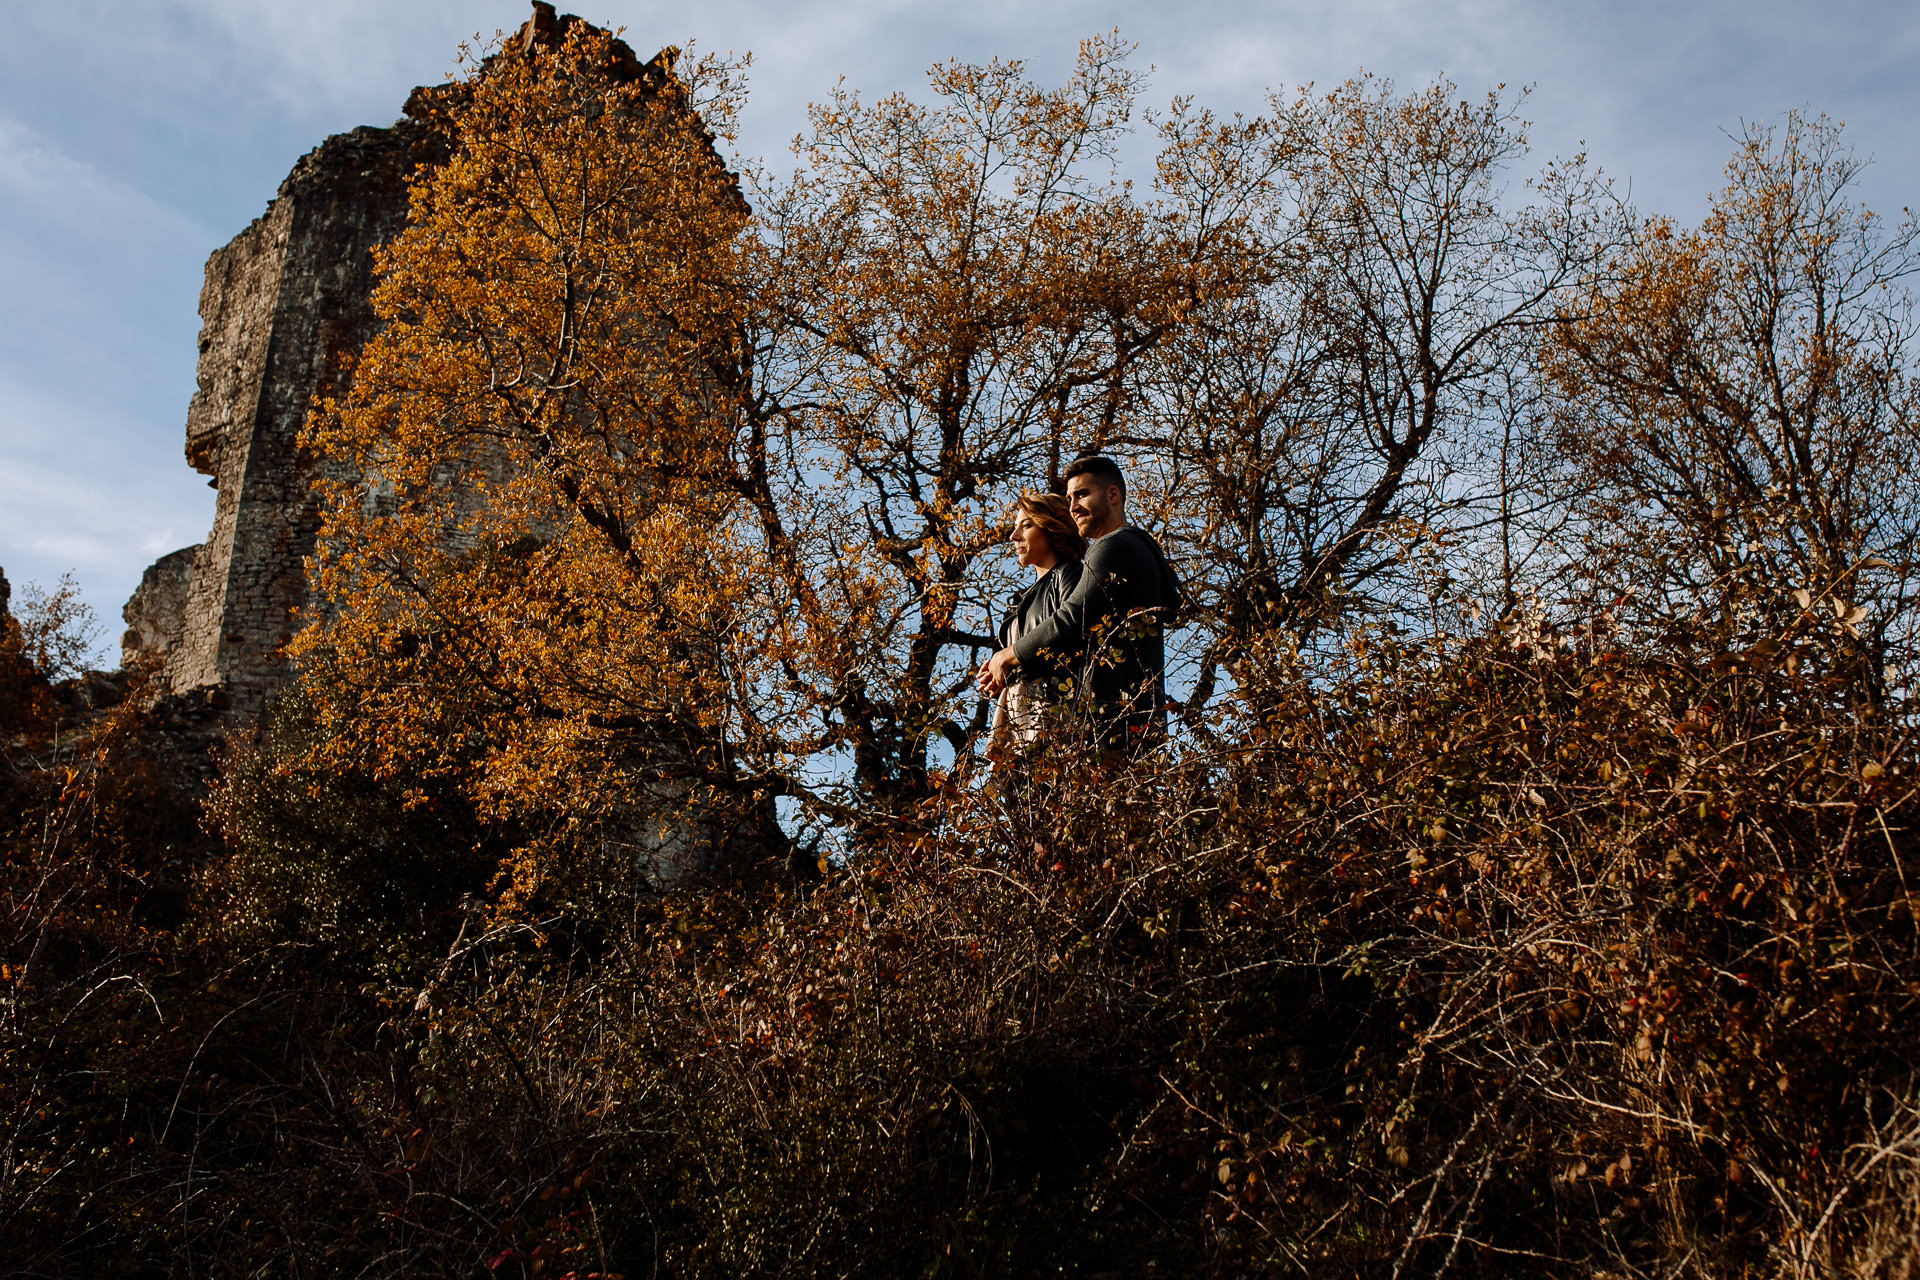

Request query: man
[{"left": 977, "top": 456, "right": 1181, "bottom": 743}]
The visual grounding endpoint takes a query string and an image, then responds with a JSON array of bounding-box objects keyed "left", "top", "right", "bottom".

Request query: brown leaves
[{"left": 1547, "top": 111, "right": 1920, "bottom": 647}]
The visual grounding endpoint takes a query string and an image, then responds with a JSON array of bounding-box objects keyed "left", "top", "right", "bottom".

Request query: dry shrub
[
  {"left": 228, "top": 595, "right": 1909, "bottom": 1277},
  {"left": 0, "top": 682, "right": 208, "bottom": 1276},
  {"left": 1107, "top": 603, "right": 1920, "bottom": 1278},
  {"left": 4, "top": 598, "right": 1917, "bottom": 1279}
]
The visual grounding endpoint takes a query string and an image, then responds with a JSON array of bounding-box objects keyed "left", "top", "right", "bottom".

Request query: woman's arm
[{"left": 988, "top": 689, "right": 1010, "bottom": 756}]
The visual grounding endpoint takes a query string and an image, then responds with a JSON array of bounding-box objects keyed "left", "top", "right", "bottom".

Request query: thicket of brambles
[{"left": 6, "top": 23, "right": 1920, "bottom": 1279}]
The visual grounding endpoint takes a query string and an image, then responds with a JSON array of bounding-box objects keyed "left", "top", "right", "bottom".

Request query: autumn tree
[
  {"left": 296, "top": 24, "right": 769, "bottom": 892},
  {"left": 733, "top": 36, "right": 1181, "bottom": 811},
  {"left": 1547, "top": 112, "right": 1920, "bottom": 683},
  {"left": 1148, "top": 76, "right": 1618, "bottom": 708},
  {"left": 10, "top": 574, "right": 102, "bottom": 686}
]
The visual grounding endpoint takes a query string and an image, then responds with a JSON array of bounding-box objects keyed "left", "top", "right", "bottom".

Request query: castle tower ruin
[
  {"left": 136, "top": 5, "right": 662, "bottom": 721},
  {"left": 123, "top": 7, "right": 771, "bottom": 885},
  {"left": 156, "top": 117, "right": 445, "bottom": 717}
]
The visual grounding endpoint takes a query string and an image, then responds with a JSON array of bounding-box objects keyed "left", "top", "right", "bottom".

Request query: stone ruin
[
  {"left": 120, "top": 4, "right": 768, "bottom": 883},
  {"left": 124, "top": 111, "right": 448, "bottom": 715},
  {"left": 127, "top": 3, "right": 663, "bottom": 718}
]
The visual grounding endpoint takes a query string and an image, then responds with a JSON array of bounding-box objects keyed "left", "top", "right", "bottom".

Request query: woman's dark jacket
[{"left": 997, "top": 560, "right": 1083, "bottom": 704}]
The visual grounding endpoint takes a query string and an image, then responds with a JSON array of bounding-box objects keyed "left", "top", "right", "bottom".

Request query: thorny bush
[{"left": 12, "top": 593, "right": 1917, "bottom": 1276}]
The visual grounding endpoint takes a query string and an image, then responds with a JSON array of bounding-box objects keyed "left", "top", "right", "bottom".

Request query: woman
[{"left": 987, "top": 491, "right": 1086, "bottom": 753}]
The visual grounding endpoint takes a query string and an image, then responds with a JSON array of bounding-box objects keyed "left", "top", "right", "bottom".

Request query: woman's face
[{"left": 1010, "top": 511, "right": 1056, "bottom": 571}]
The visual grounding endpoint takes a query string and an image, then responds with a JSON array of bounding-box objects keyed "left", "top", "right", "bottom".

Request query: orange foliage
[{"left": 297, "top": 28, "right": 762, "bottom": 893}]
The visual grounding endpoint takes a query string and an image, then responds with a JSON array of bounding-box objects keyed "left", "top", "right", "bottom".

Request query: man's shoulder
[
  {"left": 1101, "top": 526, "right": 1182, "bottom": 613},
  {"left": 1098, "top": 525, "right": 1166, "bottom": 570}
]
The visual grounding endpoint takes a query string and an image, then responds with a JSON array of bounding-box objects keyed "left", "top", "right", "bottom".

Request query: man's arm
[
  {"left": 1019, "top": 529, "right": 1176, "bottom": 662},
  {"left": 977, "top": 549, "right": 1106, "bottom": 697},
  {"left": 1011, "top": 539, "right": 1114, "bottom": 670}
]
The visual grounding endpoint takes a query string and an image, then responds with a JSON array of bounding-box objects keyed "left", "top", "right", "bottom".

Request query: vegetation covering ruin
[{"left": 5, "top": 21, "right": 1919, "bottom": 1278}]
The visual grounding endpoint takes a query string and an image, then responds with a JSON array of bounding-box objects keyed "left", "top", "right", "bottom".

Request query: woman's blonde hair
[{"left": 1015, "top": 491, "right": 1087, "bottom": 562}]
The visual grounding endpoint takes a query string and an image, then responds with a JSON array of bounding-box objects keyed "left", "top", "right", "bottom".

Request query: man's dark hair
[{"left": 1062, "top": 454, "right": 1125, "bottom": 502}]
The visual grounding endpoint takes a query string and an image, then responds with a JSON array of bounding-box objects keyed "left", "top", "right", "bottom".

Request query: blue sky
[{"left": 2, "top": 0, "right": 1916, "bottom": 662}]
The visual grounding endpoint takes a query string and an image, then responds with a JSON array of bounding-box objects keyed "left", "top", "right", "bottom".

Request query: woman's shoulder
[{"left": 1039, "top": 559, "right": 1082, "bottom": 605}]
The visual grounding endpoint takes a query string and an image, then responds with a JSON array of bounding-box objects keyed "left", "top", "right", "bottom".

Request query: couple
[{"left": 977, "top": 455, "right": 1181, "bottom": 756}]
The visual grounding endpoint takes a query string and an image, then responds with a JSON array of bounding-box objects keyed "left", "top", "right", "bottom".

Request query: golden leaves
[{"left": 296, "top": 23, "right": 758, "bottom": 856}]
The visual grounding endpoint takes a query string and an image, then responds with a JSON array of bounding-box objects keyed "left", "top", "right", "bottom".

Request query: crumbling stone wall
[
  {"left": 120, "top": 545, "right": 198, "bottom": 668},
  {"left": 159, "top": 116, "right": 448, "bottom": 718}
]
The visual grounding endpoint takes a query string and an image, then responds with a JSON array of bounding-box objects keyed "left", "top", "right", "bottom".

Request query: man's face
[{"left": 1065, "top": 473, "right": 1121, "bottom": 537}]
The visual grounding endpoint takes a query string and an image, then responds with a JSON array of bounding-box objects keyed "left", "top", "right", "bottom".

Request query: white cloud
[{"left": 0, "top": 117, "right": 209, "bottom": 247}]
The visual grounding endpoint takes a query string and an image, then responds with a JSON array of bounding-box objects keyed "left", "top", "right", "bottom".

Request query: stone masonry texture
[
  {"left": 161, "top": 116, "right": 450, "bottom": 718},
  {"left": 121, "top": 545, "right": 199, "bottom": 668}
]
